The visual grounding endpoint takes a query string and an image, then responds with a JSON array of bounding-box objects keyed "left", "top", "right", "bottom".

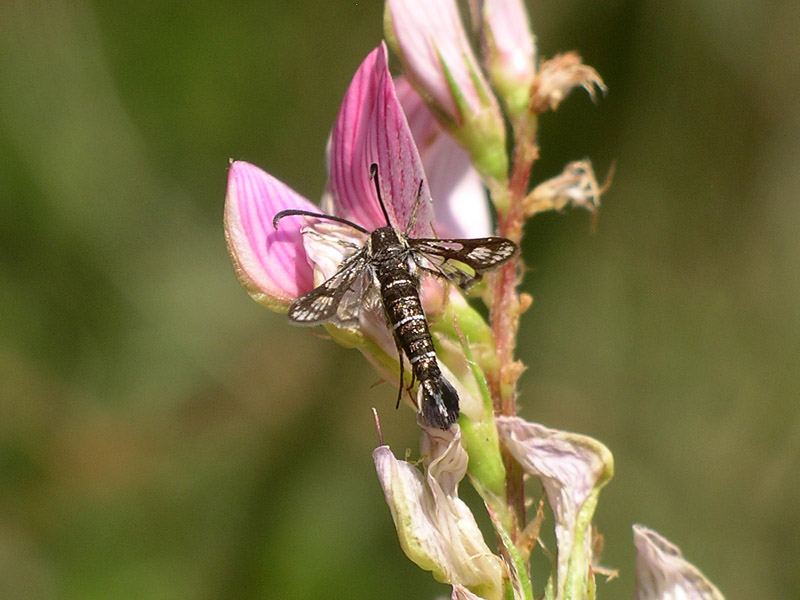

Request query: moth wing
[
  {"left": 410, "top": 237, "right": 518, "bottom": 291},
  {"left": 287, "top": 250, "right": 372, "bottom": 327}
]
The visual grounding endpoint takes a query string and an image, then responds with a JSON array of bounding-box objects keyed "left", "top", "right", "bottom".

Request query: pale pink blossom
[
  {"left": 385, "top": 0, "right": 493, "bottom": 124},
  {"left": 633, "top": 525, "right": 726, "bottom": 600},
  {"left": 496, "top": 416, "right": 614, "bottom": 600},
  {"left": 385, "top": 0, "right": 507, "bottom": 182},
  {"left": 395, "top": 77, "right": 490, "bottom": 239},
  {"left": 473, "top": 0, "right": 537, "bottom": 118}
]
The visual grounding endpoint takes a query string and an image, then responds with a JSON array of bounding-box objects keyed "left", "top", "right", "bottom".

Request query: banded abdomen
[{"left": 375, "top": 262, "right": 459, "bottom": 429}]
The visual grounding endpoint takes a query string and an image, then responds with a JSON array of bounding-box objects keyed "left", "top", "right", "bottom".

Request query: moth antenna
[
  {"left": 369, "top": 163, "right": 393, "bottom": 227},
  {"left": 272, "top": 209, "right": 369, "bottom": 234}
]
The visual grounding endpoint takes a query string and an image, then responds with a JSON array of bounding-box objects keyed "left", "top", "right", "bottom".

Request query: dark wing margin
[
  {"left": 287, "top": 249, "right": 371, "bottom": 327},
  {"left": 409, "top": 237, "right": 518, "bottom": 291}
]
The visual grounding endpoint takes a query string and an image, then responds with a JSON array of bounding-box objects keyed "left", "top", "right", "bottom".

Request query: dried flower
[
  {"left": 531, "top": 51, "right": 606, "bottom": 114},
  {"left": 525, "top": 159, "right": 611, "bottom": 218}
]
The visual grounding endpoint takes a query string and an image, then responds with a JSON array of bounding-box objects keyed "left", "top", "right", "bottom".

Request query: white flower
[{"left": 374, "top": 426, "right": 504, "bottom": 600}]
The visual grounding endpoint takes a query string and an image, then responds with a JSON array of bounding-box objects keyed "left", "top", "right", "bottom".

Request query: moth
[{"left": 273, "top": 164, "right": 518, "bottom": 429}]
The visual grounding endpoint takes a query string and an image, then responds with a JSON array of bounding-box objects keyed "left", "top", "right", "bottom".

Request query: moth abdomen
[{"left": 418, "top": 376, "right": 460, "bottom": 429}]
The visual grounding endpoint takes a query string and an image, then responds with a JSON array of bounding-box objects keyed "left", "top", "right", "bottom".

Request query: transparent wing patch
[
  {"left": 409, "top": 237, "right": 519, "bottom": 291},
  {"left": 288, "top": 249, "right": 372, "bottom": 327}
]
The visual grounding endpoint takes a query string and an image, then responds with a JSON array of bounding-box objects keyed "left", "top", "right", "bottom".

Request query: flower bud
[
  {"left": 476, "top": 0, "right": 537, "bottom": 120},
  {"left": 385, "top": 0, "right": 508, "bottom": 184}
]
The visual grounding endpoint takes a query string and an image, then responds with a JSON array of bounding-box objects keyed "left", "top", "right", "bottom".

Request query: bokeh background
[{"left": 2, "top": 1, "right": 798, "bottom": 598}]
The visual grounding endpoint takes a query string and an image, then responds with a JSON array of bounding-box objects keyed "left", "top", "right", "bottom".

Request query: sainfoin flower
[
  {"left": 633, "top": 525, "right": 725, "bottom": 600},
  {"left": 394, "top": 76, "right": 490, "bottom": 240},
  {"left": 224, "top": 42, "right": 491, "bottom": 420},
  {"left": 226, "top": 44, "right": 426, "bottom": 312},
  {"left": 225, "top": 42, "right": 489, "bottom": 310}
]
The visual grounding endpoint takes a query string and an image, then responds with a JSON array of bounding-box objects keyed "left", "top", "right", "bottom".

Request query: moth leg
[
  {"left": 393, "top": 333, "right": 405, "bottom": 410},
  {"left": 404, "top": 179, "right": 425, "bottom": 233},
  {"left": 408, "top": 367, "right": 416, "bottom": 396}
]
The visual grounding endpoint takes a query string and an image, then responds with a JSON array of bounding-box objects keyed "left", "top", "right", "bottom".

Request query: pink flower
[
  {"left": 394, "top": 77, "right": 490, "bottom": 239},
  {"left": 225, "top": 43, "right": 490, "bottom": 314}
]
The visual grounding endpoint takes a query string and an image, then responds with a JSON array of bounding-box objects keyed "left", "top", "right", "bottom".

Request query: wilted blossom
[
  {"left": 471, "top": 0, "right": 537, "bottom": 120},
  {"left": 385, "top": 0, "right": 508, "bottom": 183},
  {"left": 524, "top": 159, "right": 610, "bottom": 218},
  {"left": 633, "top": 525, "right": 726, "bottom": 600},
  {"left": 496, "top": 416, "right": 614, "bottom": 600},
  {"left": 531, "top": 52, "right": 606, "bottom": 114},
  {"left": 374, "top": 426, "right": 504, "bottom": 600}
]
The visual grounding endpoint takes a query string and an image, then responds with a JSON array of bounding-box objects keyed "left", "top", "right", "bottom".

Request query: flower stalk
[{"left": 224, "top": 2, "right": 726, "bottom": 599}]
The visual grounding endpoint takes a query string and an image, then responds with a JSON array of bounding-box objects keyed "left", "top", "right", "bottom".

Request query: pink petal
[
  {"left": 328, "top": 43, "right": 434, "bottom": 237},
  {"left": 224, "top": 161, "right": 317, "bottom": 305},
  {"left": 482, "top": 0, "right": 536, "bottom": 85},
  {"left": 396, "top": 77, "right": 490, "bottom": 238},
  {"left": 386, "top": 0, "right": 489, "bottom": 120}
]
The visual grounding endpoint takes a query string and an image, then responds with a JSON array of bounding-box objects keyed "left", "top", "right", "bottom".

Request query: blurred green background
[{"left": 1, "top": 1, "right": 798, "bottom": 598}]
